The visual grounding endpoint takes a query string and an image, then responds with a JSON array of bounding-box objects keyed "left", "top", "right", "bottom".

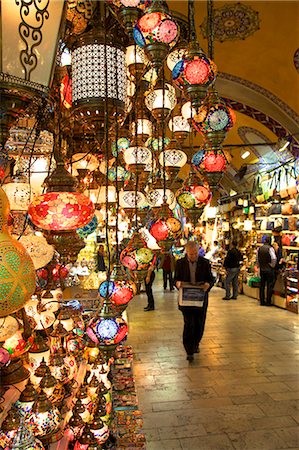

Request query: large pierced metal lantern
[
  {"left": 133, "top": 0, "right": 179, "bottom": 68},
  {"left": 72, "top": 21, "right": 127, "bottom": 140},
  {"left": 0, "top": 188, "right": 36, "bottom": 318},
  {"left": 0, "top": 0, "right": 65, "bottom": 147}
]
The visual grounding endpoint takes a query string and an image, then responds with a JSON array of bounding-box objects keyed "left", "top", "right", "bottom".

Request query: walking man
[{"left": 257, "top": 236, "right": 277, "bottom": 306}]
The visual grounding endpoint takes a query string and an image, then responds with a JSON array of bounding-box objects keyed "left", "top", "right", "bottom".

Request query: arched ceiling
[{"left": 168, "top": 0, "right": 299, "bottom": 192}]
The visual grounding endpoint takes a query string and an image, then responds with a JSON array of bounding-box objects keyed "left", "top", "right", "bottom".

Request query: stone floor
[{"left": 126, "top": 272, "right": 299, "bottom": 450}]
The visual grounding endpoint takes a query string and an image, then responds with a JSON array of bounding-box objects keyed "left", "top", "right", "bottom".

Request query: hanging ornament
[
  {"left": 120, "top": 232, "right": 156, "bottom": 281},
  {"left": 0, "top": 188, "right": 36, "bottom": 318},
  {"left": 149, "top": 202, "right": 181, "bottom": 251}
]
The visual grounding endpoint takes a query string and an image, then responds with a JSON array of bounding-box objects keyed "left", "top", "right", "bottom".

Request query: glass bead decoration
[
  {"left": 172, "top": 53, "right": 217, "bottom": 91},
  {"left": 134, "top": 10, "right": 179, "bottom": 48}
]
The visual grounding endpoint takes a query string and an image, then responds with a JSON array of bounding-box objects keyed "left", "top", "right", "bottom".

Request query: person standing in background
[
  {"left": 257, "top": 236, "right": 277, "bottom": 306},
  {"left": 97, "top": 245, "right": 106, "bottom": 272},
  {"left": 174, "top": 241, "right": 214, "bottom": 362},
  {"left": 223, "top": 240, "right": 243, "bottom": 300},
  {"left": 159, "top": 251, "right": 175, "bottom": 291},
  {"left": 144, "top": 262, "right": 156, "bottom": 311}
]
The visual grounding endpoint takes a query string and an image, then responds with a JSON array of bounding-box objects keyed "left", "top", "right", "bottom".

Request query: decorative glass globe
[
  {"left": 167, "top": 47, "right": 187, "bottom": 71},
  {"left": 119, "top": 190, "right": 147, "bottom": 209},
  {"left": 146, "top": 188, "right": 176, "bottom": 209},
  {"left": 77, "top": 215, "right": 98, "bottom": 238},
  {"left": 168, "top": 115, "right": 191, "bottom": 144},
  {"left": 3, "top": 329, "right": 34, "bottom": 359},
  {"left": 134, "top": 2, "right": 179, "bottom": 67},
  {"left": 91, "top": 317, "right": 128, "bottom": 346},
  {"left": 125, "top": 44, "right": 148, "bottom": 79},
  {"left": 0, "top": 315, "right": 19, "bottom": 342},
  {"left": 203, "top": 151, "right": 226, "bottom": 172},
  {"left": 149, "top": 203, "right": 181, "bottom": 251},
  {"left": 123, "top": 146, "right": 152, "bottom": 167},
  {"left": 181, "top": 101, "right": 196, "bottom": 122},
  {"left": 99, "top": 278, "right": 137, "bottom": 306},
  {"left": 172, "top": 46, "right": 217, "bottom": 106},
  {"left": 28, "top": 192, "right": 95, "bottom": 231},
  {"left": 158, "top": 149, "right": 187, "bottom": 168},
  {"left": 176, "top": 184, "right": 211, "bottom": 210},
  {"left": 111, "top": 136, "right": 131, "bottom": 157},
  {"left": 120, "top": 232, "right": 156, "bottom": 276},
  {"left": 131, "top": 118, "right": 153, "bottom": 141},
  {"left": 70, "top": 153, "right": 99, "bottom": 172},
  {"left": 191, "top": 150, "right": 205, "bottom": 173},
  {"left": 18, "top": 234, "right": 54, "bottom": 270},
  {"left": 146, "top": 136, "right": 170, "bottom": 152},
  {"left": 2, "top": 176, "right": 32, "bottom": 211}
]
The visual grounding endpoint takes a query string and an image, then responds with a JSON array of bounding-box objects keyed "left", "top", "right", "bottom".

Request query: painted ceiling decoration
[{"left": 200, "top": 2, "right": 260, "bottom": 42}]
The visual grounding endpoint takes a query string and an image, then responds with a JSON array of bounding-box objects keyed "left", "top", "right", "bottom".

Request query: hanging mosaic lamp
[
  {"left": 191, "top": 149, "right": 205, "bottom": 174},
  {"left": 203, "top": 149, "right": 227, "bottom": 190},
  {"left": 192, "top": 88, "right": 236, "bottom": 145},
  {"left": 133, "top": 0, "right": 179, "bottom": 68},
  {"left": 125, "top": 44, "right": 148, "bottom": 80},
  {"left": 149, "top": 201, "right": 181, "bottom": 251},
  {"left": 120, "top": 232, "right": 156, "bottom": 281},
  {"left": 2, "top": 175, "right": 31, "bottom": 212},
  {"left": 168, "top": 114, "right": 191, "bottom": 144},
  {"left": 172, "top": 0, "right": 217, "bottom": 108},
  {"left": 112, "top": 0, "right": 152, "bottom": 40},
  {"left": 77, "top": 215, "right": 98, "bottom": 239},
  {"left": 30, "top": 389, "right": 62, "bottom": 444},
  {"left": 0, "top": 188, "right": 36, "bottom": 318},
  {"left": 98, "top": 265, "right": 137, "bottom": 306}
]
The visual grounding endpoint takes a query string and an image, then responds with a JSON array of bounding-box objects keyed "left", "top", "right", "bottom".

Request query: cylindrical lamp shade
[
  {"left": 28, "top": 192, "right": 95, "bottom": 231},
  {"left": 2, "top": 181, "right": 31, "bottom": 211},
  {"left": 119, "top": 191, "right": 147, "bottom": 209},
  {"left": 72, "top": 36, "right": 127, "bottom": 112},
  {"left": 168, "top": 115, "right": 191, "bottom": 133},
  {"left": 131, "top": 119, "right": 153, "bottom": 138},
  {"left": 158, "top": 150, "right": 187, "bottom": 167},
  {"left": 123, "top": 147, "right": 152, "bottom": 165}
]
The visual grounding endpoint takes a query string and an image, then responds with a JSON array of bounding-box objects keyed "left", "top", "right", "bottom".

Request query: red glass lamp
[
  {"left": 149, "top": 202, "right": 181, "bottom": 251},
  {"left": 203, "top": 150, "right": 227, "bottom": 190},
  {"left": 133, "top": 0, "right": 179, "bottom": 68},
  {"left": 120, "top": 232, "right": 156, "bottom": 281}
]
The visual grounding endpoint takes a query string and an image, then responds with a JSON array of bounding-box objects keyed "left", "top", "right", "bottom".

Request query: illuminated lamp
[
  {"left": 90, "top": 316, "right": 128, "bottom": 346},
  {"left": 28, "top": 333, "right": 51, "bottom": 371},
  {"left": 191, "top": 150, "right": 205, "bottom": 174},
  {"left": 3, "top": 329, "right": 33, "bottom": 359},
  {"left": 0, "top": 188, "right": 36, "bottom": 318},
  {"left": 149, "top": 202, "right": 181, "bottom": 251},
  {"left": 108, "top": 166, "right": 130, "bottom": 183},
  {"left": 181, "top": 100, "right": 196, "bottom": 123},
  {"left": 159, "top": 143, "right": 187, "bottom": 179},
  {"left": 49, "top": 350, "right": 70, "bottom": 385},
  {"left": 15, "top": 380, "right": 37, "bottom": 416},
  {"left": 123, "top": 146, "right": 152, "bottom": 171},
  {"left": 30, "top": 359, "right": 48, "bottom": 388},
  {"left": 76, "top": 385, "right": 91, "bottom": 410},
  {"left": 176, "top": 182, "right": 211, "bottom": 210},
  {"left": 193, "top": 89, "right": 236, "bottom": 145},
  {"left": 168, "top": 115, "right": 191, "bottom": 144},
  {"left": 120, "top": 232, "right": 156, "bottom": 281},
  {"left": 145, "top": 81, "right": 177, "bottom": 121},
  {"left": 147, "top": 187, "right": 176, "bottom": 210},
  {"left": 30, "top": 389, "right": 62, "bottom": 444},
  {"left": 72, "top": 5, "right": 127, "bottom": 143},
  {"left": 9, "top": 421, "right": 45, "bottom": 450},
  {"left": 203, "top": 151, "right": 226, "bottom": 189},
  {"left": 244, "top": 219, "right": 253, "bottom": 231},
  {"left": 0, "top": 407, "right": 21, "bottom": 448},
  {"left": 119, "top": 190, "right": 147, "bottom": 211},
  {"left": 112, "top": 0, "right": 151, "bottom": 41},
  {"left": 54, "top": 308, "right": 74, "bottom": 332},
  {"left": 18, "top": 234, "right": 54, "bottom": 270},
  {"left": 49, "top": 322, "right": 68, "bottom": 354},
  {"left": 70, "top": 153, "right": 99, "bottom": 172},
  {"left": 126, "top": 44, "right": 148, "bottom": 79},
  {"left": 72, "top": 399, "right": 91, "bottom": 423},
  {"left": 134, "top": 0, "right": 179, "bottom": 68},
  {"left": 74, "top": 425, "right": 97, "bottom": 450},
  {"left": 28, "top": 191, "right": 95, "bottom": 231},
  {"left": 131, "top": 118, "right": 153, "bottom": 144},
  {"left": 40, "top": 366, "right": 58, "bottom": 398},
  {"left": 2, "top": 176, "right": 31, "bottom": 211},
  {"left": 146, "top": 136, "right": 170, "bottom": 152},
  {"left": 90, "top": 414, "right": 110, "bottom": 446},
  {"left": 94, "top": 186, "right": 117, "bottom": 205},
  {"left": 0, "top": 357, "right": 30, "bottom": 386},
  {"left": 111, "top": 135, "right": 131, "bottom": 157},
  {"left": 98, "top": 275, "right": 137, "bottom": 307},
  {"left": 68, "top": 414, "right": 85, "bottom": 442},
  {"left": 167, "top": 46, "right": 187, "bottom": 71},
  {"left": 77, "top": 215, "right": 98, "bottom": 239},
  {"left": 0, "top": 315, "right": 19, "bottom": 342}
]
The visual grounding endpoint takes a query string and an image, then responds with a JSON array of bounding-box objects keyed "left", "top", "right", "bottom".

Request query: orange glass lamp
[
  {"left": 0, "top": 188, "right": 36, "bottom": 318},
  {"left": 120, "top": 232, "right": 156, "bottom": 281},
  {"left": 149, "top": 202, "right": 181, "bottom": 251}
]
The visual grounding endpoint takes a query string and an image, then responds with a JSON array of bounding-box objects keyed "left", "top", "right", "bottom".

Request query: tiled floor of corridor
[{"left": 126, "top": 273, "right": 299, "bottom": 450}]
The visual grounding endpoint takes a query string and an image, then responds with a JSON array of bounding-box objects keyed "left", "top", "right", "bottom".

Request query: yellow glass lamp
[{"left": 0, "top": 188, "right": 36, "bottom": 317}]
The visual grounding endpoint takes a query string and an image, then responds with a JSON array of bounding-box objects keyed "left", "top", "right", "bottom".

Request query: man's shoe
[
  {"left": 222, "top": 297, "right": 231, "bottom": 300},
  {"left": 194, "top": 345, "right": 200, "bottom": 353},
  {"left": 231, "top": 297, "right": 237, "bottom": 300},
  {"left": 144, "top": 306, "right": 154, "bottom": 311},
  {"left": 186, "top": 354, "right": 194, "bottom": 362}
]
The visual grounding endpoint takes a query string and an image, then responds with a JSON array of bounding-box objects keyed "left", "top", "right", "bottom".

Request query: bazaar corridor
[{"left": 127, "top": 277, "right": 299, "bottom": 450}]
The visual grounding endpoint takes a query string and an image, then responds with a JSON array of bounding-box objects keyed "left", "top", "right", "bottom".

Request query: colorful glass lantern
[
  {"left": 28, "top": 192, "right": 95, "bottom": 231},
  {"left": 90, "top": 415, "right": 110, "bottom": 445},
  {"left": 191, "top": 150, "right": 205, "bottom": 173},
  {"left": 131, "top": 118, "right": 153, "bottom": 143},
  {"left": 77, "top": 215, "right": 98, "bottom": 239},
  {"left": 146, "top": 136, "right": 170, "bottom": 152},
  {"left": 203, "top": 151, "right": 226, "bottom": 172},
  {"left": 167, "top": 46, "right": 187, "bottom": 71},
  {"left": 3, "top": 328, "right": 34, "bottom": 359},
  {"left": 0, "top": 407, "right": 20, "bottom": 448},
  {"left": 2, "top": 176, "right": 31, "bottom": 211},
  {"left": 89, "top": 316, "right": 128, "bottom": 346},
  {"left": 120, "top": 232, "right": 156, "bottom": 279},
  {"left": 176, "top": 180, "right": 211, "bottom": 210},
  {"left": 98, "top": 277, "right": 137, "bottom": 306},
  {"left": 15, "top": 380, "right": 37, "bottom": 416},
  {"left": 145, "top": 82, "right": 177, "bottom": 121},
  {"left": 30, "top": 390, "right": 62, "bottom": 442},
  {"left": 9, "top": 421, "right": 45, "bottom": 450},
  {"left": 149, "top": 202, "right": 181, "bottom": 251},
  {"left": 0, "top": 188, "right": 36, "bottom": 318},
  {"left": 108, "top": 166, "right": 130, "bottom": 183},
  {"left": 193, "top": 89, "right": 236, "bottom": 144},
  {"left": 133, "top": 0, "right": 179, "bottom": 68},
  {"left": 111, "top": 136, "right": 131, "bottom": 156}
]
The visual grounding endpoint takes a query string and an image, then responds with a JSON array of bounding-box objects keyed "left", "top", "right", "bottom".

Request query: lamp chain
[
  {"left": 207, "top": 0, "right": 214, "bottom": 61},
  {"left": 188, "top": 0, "right": 196, "bottom": 43}
]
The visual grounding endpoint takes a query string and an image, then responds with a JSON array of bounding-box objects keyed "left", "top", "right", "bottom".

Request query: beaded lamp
[
  {"left": 133, "top": 0, "right": 179, "bottom": 68},
  {"left": 0, "top": 188, "right": 36, "bottom": 317}
]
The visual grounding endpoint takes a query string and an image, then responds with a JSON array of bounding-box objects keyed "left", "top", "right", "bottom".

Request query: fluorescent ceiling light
[
  {"left": 278, "top": 138, "right": 290, "bottom": 152},
  {"left": 241, "top": 150, "right": 250, "bottom": 159}
]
